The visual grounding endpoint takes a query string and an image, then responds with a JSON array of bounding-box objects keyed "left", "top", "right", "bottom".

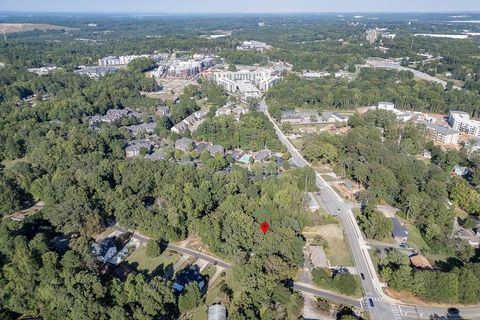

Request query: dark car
[
  {"left": 361, "top": 273, "right": 365, "bottom": 280},
  {"left": 368, "top": 298, "right": 374, "bottom": 307},
  {"left": 447, "top": 307, "right": 460, "bottom": 315}
]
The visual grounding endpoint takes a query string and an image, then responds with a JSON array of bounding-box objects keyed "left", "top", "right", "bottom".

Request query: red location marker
[{"left": 260, "top": 221, "right": 269, "bottom": 235}]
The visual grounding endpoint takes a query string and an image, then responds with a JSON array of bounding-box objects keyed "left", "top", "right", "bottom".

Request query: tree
[
  {"left": 146, "top": 240, "right": 162, "bottom": 257},
  {"left": 178, "top": 282, "right": 201, "bottom": 313}
]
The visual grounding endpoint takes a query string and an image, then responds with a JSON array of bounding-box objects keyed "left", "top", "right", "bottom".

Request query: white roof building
[{"left": 448, "top": 111, "right": 480, "bottom": 137}]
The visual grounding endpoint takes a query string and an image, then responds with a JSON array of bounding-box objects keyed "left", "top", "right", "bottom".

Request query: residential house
[
  {"left": 422, "top": 150, "right": 432, "bottom": 159},
  {"left": 390, "top": 218, "right": 408, "bottom": 243},
  {"left": 156, "top": 106, "right": 170, "bottom": 117},
  {"left": 91, "top": 238, "right": 117, "bottom": 263},
  {"left": 175, "top": 138, "right": 193, "bottom": 152},
  {"left": 409, "top": 254, "right": 432, "bottom": 270},
  {"left": 124, "top": 122, "right": 156, "bottom": 136},
  {"left": 173, "top": 265, "right": 207, "bottom": 293},
  {"left": 125, "top": 139, "right": 155, "bottom": 158},
  {"left": 146, "top": 150, "right": 166, "bottom": 161},
  {"left": 207, "top": 145, "right": 225, "bottom": 156},
  {"left": 208, "top": 304, "right": 227, "bottom": 320},
  {"left": 172, "top": 111, "right": 206, "bottom": 134},
  {"left": 254, "top": 150, "right": 271, "bottom": 162},
  {"left": 453, "top": 165, "right": 469, "bottom": 176}
]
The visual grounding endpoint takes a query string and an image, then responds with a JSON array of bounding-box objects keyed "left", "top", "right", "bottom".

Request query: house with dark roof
[
  {"left": 173, "top": 265, "right": 207, "bottom": 294},
  {"left": 91, "top": 238, "right": 117, "bottom": 263},
  {"left": 390, "top": 218, "right": 408, "bottom": 243}
]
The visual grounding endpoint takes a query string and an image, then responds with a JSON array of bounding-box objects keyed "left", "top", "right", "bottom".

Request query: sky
[{"left": 2, "top": 0, "right": 480, "bottom": 14}]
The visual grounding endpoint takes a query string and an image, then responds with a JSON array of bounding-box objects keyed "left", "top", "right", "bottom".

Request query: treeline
[
  {"left": 377, "top": 250, "right": 480, "bottom": 304},
  {"left": 267, "top": 69, "right": 480, "bottom": 118},
  {"left": 311, "top": 268, "right": 361, "bottom": 297}
]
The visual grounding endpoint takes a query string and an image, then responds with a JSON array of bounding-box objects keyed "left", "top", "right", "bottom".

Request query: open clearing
[
  {"left": 0, "top": 23, "right": 77, "bottom": 34},
  {"left": 303, "top": 224, "right": 354, "bottom": 266},
  {"left": 126, "top": 246, "right": 181, "bottom": 275}
]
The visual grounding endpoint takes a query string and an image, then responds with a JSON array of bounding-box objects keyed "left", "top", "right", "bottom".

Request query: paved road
[
  {"left": 110, "top": 223, "right": 233, "bottom": 269},
  {"left": 260, "top": 99, "right": 480, "bottom": 320},
  {"left": 294, "top": 282, "right": 362, "bottom": 308},
  {"left": 364, "top": 58, "right": 462, "bottom": 90}
]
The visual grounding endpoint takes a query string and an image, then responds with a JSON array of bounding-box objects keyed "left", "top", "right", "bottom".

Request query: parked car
[{"left": 361, "top": 273, "right": 365, "bottom": 280}]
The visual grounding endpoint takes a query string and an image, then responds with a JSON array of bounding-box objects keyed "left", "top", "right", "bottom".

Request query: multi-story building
[
  {"left": 214, "top": 69, "right": 281, "bottom": 100},
  {"left": 236, "top": 40, "right": 270, "bottom": 52},
  {"left": 98, "top": 55, "right": 149, "bottom": 66},
  {"left": 448, "top": 111, "right": 480, "bottom": 137},
  {"left": 422, "top": 121, "right": 460, "bottom": 144},
  {"left": 366, "top": 29, "right": 379, "bottom": 44},
  {"left": 167, "top": 57, "right": 215, "bottom": 78}
]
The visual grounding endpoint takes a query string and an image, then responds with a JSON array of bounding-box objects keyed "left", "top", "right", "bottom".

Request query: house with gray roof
[
  {"left": 125, "top": 139, "right": 155, "bottom": 158},
  {"left": 207, "top": 145, "right": 225, "bottom": 156},
  {"left": 125, "top": 122, "right": 156, "bottom": 136},
  {"left": 146, "top": 150, "right": 166, "bottom": 161},
  {"left": 254, "top": 150, "right": 271, "bottom": 162},
  {"left": 175, "top": 138, "right": 193, "bottom": 152},
  {"left": 155, "top": 106, "right": 170, "bottom": 116},
  {"left": 390, "top": 218, "right": 408, "bottom": 243}
]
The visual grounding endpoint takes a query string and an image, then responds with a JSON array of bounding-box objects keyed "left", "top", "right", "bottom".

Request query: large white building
[
  {"left": 214, "top": 69, "right": 281, "bottom": 101},
  {"left": 236, "top": 40, "right": 270, "bottom": 52},
  {"left": 448, "top": 111, "right": 480, "bottom": 137},
  {"left": 98, "top": 55, "right": 149, "bottom": 66}
]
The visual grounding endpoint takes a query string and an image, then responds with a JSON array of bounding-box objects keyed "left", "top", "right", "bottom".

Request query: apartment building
[
  {"left": 422, "top": 121, "right": 460, "bottom": 144},
  {"left": 448, "top": 111, "right": 480, "bottom": 137}
]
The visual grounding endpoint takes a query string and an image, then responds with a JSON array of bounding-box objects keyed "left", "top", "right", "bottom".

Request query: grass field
[
  {"left": 127, "top": 247, "right": 181, "bottom": 276},
  {"left": 304, "top": 224, "right": 354, "bottom": 266},
  {"left": 406, "top": 225, "right": 431, "bottom": 254}
]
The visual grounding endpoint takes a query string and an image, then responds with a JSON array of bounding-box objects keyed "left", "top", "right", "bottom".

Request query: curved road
[
  {"left": 260, "top": 99, "right": 480, "bottom": 320},
  {"left": 364, "top": 58, "right": 462, "bottom": 91}
]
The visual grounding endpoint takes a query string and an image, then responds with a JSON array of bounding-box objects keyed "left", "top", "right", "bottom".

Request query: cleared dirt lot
[{"left": 0, "top": 23, "right": 76, "bottom": 34}]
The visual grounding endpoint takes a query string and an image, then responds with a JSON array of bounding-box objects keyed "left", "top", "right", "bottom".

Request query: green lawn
[
  {"left": 406, "top": 225, "right": 431, "bottom": 253},
  {"left": 201, "top": 264, "right": 217, "bottom": 280},
  {"left": 304, "top": 224, "right": 354, "bottom": 266},
  {"left": 126, "top": 247, "right": 181, "bottom": 276}
]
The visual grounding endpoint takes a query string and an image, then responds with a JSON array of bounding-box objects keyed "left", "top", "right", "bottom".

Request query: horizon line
[{"left": 1, "top": 10, "right": 480, "bottom": 15}]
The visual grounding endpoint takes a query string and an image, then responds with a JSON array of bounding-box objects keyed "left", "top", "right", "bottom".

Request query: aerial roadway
[{"left": 259, "top": 99, "right": 480, "bottom": 320}]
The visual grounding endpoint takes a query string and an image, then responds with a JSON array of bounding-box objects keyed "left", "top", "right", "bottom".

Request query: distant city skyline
[{"left": 2, "top": 0, "right": 480, "bottom": 14}]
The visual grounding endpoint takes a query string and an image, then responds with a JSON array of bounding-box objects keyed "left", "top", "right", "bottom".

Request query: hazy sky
[{"left": 2, "top": 0, "right": 480, "bottom": 13}]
